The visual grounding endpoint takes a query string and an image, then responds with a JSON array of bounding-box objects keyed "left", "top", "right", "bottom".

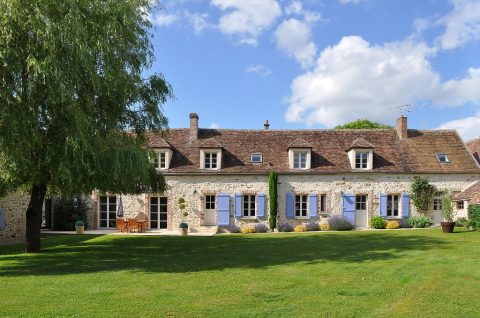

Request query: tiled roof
[
  {"left": 288, "top": 138, "right": 313, "bottom": 148},
  {"left": 347, "top": 138, "right": 375, "bottom": 150},
  {"left": 453, "top": 181, "right": 480, "bottom": 204},
  {"left": 199, "top": 138, "right": 223, "bottom": 148},
  {"left": 466, "top": 138, "right": 480, "bottom": 164},
  {"left": 147, "top": 128, "right": 480, "bottom": 174},
  {"left": 148, "top": 134, "right": 171, "bottom": 148}
]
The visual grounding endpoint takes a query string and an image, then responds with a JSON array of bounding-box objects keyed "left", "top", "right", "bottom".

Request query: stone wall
[
  {"left": 87, "top": 173, "right": 478, "bottom": 231},
  {"left": 0, "top": 192, "right": 29, "bottom": 242}
]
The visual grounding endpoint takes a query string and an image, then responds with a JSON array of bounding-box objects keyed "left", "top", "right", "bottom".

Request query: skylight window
[
  {"left": 436, "top": 154, "right": 450, "bottom": 163},
  {"left": 251, "top": 153, "right": 263, "bottom": 163}
]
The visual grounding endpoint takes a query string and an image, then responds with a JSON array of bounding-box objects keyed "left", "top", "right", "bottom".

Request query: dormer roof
[
  {"left": 199, "top": 138, "right": 223, "bottom": 148},
  {"left": 288, "top": 138, "right": 313, "bottom": 148},
  {"left": 346, "top": 138, "right": 375, "bottom": 151}
]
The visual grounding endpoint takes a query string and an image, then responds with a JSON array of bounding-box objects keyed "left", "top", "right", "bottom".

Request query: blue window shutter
[
  {"left": 309, "top": 193, "right": 317, "bottom": 218},
  {"left": 379, "top": 193, "right": 387, "bottom": 217},
  {"left": 342, "top": 194, "right": 355, "bottom": 225},
  {"left": 257, "top": 193, "right": 265, "bottom": 218},
  {"left": 0, "top": 208, "right": 5, "bottom": 230},
  {"left": 286, "top": 192, "right": 294, "bottom": 219},
  {"left": 217, "top": 193, "right": 230, "bottom": 226},
  {"left": 234, "top": 193, "right": 242, "bottom": 218},
  {"left": 402, "top": 193, "right": 410, "bottom": 218}
]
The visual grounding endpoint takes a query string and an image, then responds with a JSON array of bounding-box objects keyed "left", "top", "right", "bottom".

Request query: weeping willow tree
[{"left": 0, "top": 0, "right": 171, "bottom": 252}]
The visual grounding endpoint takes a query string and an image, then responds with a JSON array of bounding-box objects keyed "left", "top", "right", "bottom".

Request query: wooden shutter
[
  {"left": 217, "top": 193, "right": 230, "bottom": 226},
  {"left": 342, "top": 194, "right": 355, "bottom": 224},
  {"left": 402, "top": 193, "right": 410, "bottom": 218},
  {"left": 379, "top": 193, "right": 387, "bottom": 217},
  {"left": 286, "top": 192, "right": 294, "bottom": 219},
  {"left": 234, "top": 193, "right": 242, "bottom": 218},
  {"left": 309, "top": 193, "right": 317, "bottom": 218},
  {"left": 257, "top": 193, "right": 265, "bottom": 218}
]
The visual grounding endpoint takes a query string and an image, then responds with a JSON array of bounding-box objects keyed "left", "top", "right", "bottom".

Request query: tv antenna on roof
[{"left": 399, "top": 104, "right": 411, "bottom": 116}]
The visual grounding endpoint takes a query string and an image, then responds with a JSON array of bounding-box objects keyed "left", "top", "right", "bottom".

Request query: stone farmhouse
[
  {"left": 86, "top": 113, "right": 479, "bottom": 232},
  {"left": 1, "top": 113, "right": 479, "bottom": 240}
]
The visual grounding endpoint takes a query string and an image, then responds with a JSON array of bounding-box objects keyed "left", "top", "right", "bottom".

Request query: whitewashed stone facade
[
  {"left": 89, "top": 173, "right": 478, "bottom": 232},
  {"left": 0, "top": 192, "right": 30, "bottom": 242}
]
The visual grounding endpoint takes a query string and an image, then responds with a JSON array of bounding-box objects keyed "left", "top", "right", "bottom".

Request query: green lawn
[{"left": 1, "top": 229, "right": 480, "bottom": 317}]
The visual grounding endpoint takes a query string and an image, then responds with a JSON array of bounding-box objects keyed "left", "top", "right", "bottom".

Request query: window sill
[{"left": 294, "top": 216, "right": 311, "bottom": 220}]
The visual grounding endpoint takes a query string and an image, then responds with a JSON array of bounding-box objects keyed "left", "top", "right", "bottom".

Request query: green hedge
[{"left": 468, "top": 204, "right": 480, "bottom": 230}]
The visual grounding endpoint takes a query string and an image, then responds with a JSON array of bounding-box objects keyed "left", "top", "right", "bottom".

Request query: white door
[
  {"left": 355, "top": 195, "right": 368, "bottom": 228},
  {"left": 150, "top": 197, "right": 168, "bottom": 229},
  {"left": 432, "top": 192, "right": 443, "bottom": 225},
  {"left": 204, "top": 195, "right": 216, "bottom": 226},
  {"left": 99, "top": 195, "right": 117, "bottom": 228}
]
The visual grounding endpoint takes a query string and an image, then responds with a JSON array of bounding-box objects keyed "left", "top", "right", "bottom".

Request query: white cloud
[
  {"left": 438, "top": 0, "right": 480, "bottom": 50},
  {"left": 185, "top": 12, "right": 211, "bottom": 34},
  {"left": 274, "top": 18, "right": 317, "bottom": 68},
  {"left": 245, "top": 64, "right": 272, "bottom": 76},
  {"left": 151, "top": 13, "right": 178, "bottom": 26},
  {"left": 209, "top": 123, "right": 221, "bottom": 129},
  {"left": 339, "top": 0, "right": 361, "bottom": 4},
  {"left": 438, "top": 112, "right": 480, "bottom": 140},
  {"left": 211, "top": 0, "right": 282, "bottom": 45},
  {"left": 285, "top": 0, "right": 303, "bottom": 15},
  {"left": 285, "top": 36, "right": 480, "bottom": 127}
]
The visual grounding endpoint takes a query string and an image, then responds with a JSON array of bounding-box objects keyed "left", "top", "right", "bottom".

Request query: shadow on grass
[{"left": 0, "top": 231, "right": 448, "bottom": 277}]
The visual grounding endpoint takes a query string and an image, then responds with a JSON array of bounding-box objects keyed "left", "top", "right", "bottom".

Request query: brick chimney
[
  {"left": 189, "top": 113, "right": 199, "bottom": 142},
  {"left": 264, "top": 120, "right": 270, "bottom": 130},
  {"left": 396, "top": 115, "right": 408, "bottom": 140}
]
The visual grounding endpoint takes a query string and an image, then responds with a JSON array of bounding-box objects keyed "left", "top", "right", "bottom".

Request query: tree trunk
[{"left": 25, "top": 183, "right": 47, "bottom": 253}]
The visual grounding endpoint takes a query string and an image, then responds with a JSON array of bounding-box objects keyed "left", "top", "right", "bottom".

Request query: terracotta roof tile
[
  {"left": 147, "top": 133, "right": 171, "bottom": 148},
  {"left": 347, "top": 137, "right": 375, "bottom": 150},
  {"left": 149, "top": 128, "right": 480, "bottom": 175},
  {"left": 466, "top": 138, "right": 480, "bottom": 164},
  {"left": 288, "top": 138, "right": 313, "bottom": 148},
  {"left": 453, "top": 181, "right": 480, "bottom": 204},
  {"left": 199, "top": 138, "right": 222, "bottom": 148}
]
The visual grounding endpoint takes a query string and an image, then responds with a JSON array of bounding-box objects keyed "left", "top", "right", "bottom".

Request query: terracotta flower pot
[
  {"left": 441, "top": 221, "right": 455, "bottom": 233},
  {"left": 180, "top": 227, "right": 188, "bottom": 236},
  {"left": 75, "top": 226, "right": 85, "bottom": 234}
]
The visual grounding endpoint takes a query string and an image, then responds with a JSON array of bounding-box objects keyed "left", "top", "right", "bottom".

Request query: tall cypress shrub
[{"left": 269, "top": 171, "right": 278, "bottom": 230}]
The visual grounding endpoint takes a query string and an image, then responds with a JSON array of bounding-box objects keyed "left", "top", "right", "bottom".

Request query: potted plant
[
  {"left": 75, "top": 220, "right": 85, "bottom": 234},
  {"left": 178, "top": 197, "right": 189, "bottom": 236},
  {"left": 441, "top": 190, "right": 455, "bottom": 233}
]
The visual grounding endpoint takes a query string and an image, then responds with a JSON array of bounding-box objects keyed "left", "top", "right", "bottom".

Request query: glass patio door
[
  {"left": 150, "top": 197, "right": 168, "bottom": 229},
  {"left": 99, "top": 195, "right": 117, "bottom": 228}
]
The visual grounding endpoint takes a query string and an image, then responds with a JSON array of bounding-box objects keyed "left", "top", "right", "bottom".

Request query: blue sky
[{"left": 148, "top": 0, "right": 480, "bottom": 140}]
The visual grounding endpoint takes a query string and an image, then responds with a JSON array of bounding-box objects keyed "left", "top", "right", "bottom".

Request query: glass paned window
[
  {"left": 433, "top": 192, "right": 443, "bottom": 211},
  {"left": 456, "top": 201, "right": 464, "bottom": 210},
  {"left": 436, "top": 154, "right": 449, "bottom": 163},
  {"left": 251, "top": 153, "right": 263, "bottom": 163},
  {"left": 320, "top": 194, "right": 327, "bottom": 212},
  {"left": 205, "top": 195, "right": 215, "bottom": 210},
  {"left": 150, "top": 197, "right": 168, "bottom": 229},
  {"left": 99, "top": 195, "right": 116, "bottom": 228},
  {"left": 153, "top": 152, "right": 166, "bottom": 169},
  {"left": 204, "top": 152, "right": 218, "bottom": 169},
  {"left": 356, "top": 195, "right": 367, "bottom": 210},
  {"left": 243, "top": 195, "right": 256, "bottom": 217},
  {"left": 387, "top": 195, "right": 399, "bottom": 217},
  {"left": 355, "top": 152, "right": 369, "bottom": 169},
  {"left": 295, "top": 195, "right": 308, "bottom": 217},
  {"left": 293, "top": 152, "right": 307, "bottom": 169}
]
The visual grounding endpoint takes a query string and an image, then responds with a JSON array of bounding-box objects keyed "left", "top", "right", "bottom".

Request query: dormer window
[
  {"left": 204, "top": 152, "right": 218, "bottom": 169},
  {"left": 251, "top": 153, "right": 263, "bottom": 163},
  {"left": 436, "top": 153, "right": 450, "bottom": 163},
  {"left": 153, "top": 149, "right": 173, "bottom": 170},
  {"left": 294, "top": 151, "right": 307, "bottom": 169},
  {"left": 288, "top": 138, "right": 313, "bottom": 170},
  {"left": 355, "top": 152, "right": 369, "bottom": 169},
  {"left": 347, "top": 138, "right": 375, "bottom": 171}
]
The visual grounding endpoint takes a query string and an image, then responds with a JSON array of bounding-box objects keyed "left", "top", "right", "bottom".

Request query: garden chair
[
  {"left": 116, "top": 219, "right": 128, "bottom": 233},
  {"left": 127, "top": 218, "right": 139, "bottom": 233}
]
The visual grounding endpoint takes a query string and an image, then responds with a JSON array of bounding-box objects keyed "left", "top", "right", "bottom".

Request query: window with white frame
[
  {"left": 320, "top": 194, "right": 327, "bottom": 212},
  {"left": 251, "top": 153, "right": 263, "bottom": 163},
  {"left": 204, "top": 152, "right": 218, "bottom": 169},
  {"left": 433, "top": 192, "right": 443, "bottom": 211},
  {"left": 243, "top": 194, "right": 256, "bottom": 217},
  {"left": 355, "top": 152, "right": 369, "bottom": 169},
  {"left": 387, "top": 194, "right": 400, "bottom": 217},
  {"left": 205, "top": 195, "right": 215, "bottom": 210},
  {"left": 456, "top": 201, "right": 464, "bottom": 210},
  {"left": 293, "top": 151, "right": 307, "bottom": 169},
  {"left": 436, "top": 153, "right": 450, "bottom": 163},
  {"left": 153, "top": 152, "right": 166, "bottom": 169},
  {"left": 295, "top": 194, "right": 308, "bottom": 217},
  {"left": 356, "top": 195, "right": 367, "bottom": 210}
]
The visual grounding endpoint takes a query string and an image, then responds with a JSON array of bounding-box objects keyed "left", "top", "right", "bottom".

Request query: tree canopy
[
  {"left": 0, "top": 0, "right": 171, "bottom": 252},
  {"left": 335, "top": 119, "right": 392, "bottom": 130}
]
